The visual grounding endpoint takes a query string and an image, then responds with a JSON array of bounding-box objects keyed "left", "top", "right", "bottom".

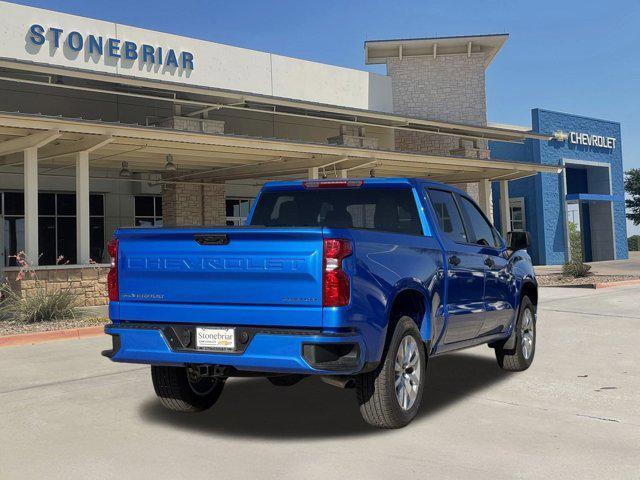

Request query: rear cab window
[{"left": 250, "top": 187, "right": 423, "bottom": 235}]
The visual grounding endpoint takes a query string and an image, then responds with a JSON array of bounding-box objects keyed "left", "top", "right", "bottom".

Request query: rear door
[
  {"left": 456, "top": 195, "right": 514, "bottom": 335},
  {"left": 426, "top": 188, "right": 486, "bottom": 344}
]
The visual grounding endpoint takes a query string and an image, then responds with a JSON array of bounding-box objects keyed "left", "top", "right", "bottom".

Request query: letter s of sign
[{"left": 29, "top": 24, "right": 45, "bottom": 46}]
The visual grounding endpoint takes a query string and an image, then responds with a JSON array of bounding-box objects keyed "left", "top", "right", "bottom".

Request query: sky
[{"left": 8, "top": 0, "right": 640, "bottom": 234}]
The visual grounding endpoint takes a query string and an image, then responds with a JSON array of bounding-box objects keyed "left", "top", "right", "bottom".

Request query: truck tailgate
[{"left": 115, "top": 227, "right": 324, "bottom": 326}]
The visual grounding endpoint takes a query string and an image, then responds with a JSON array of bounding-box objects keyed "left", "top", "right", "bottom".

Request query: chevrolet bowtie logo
[{"left": 552, "top": 130, "right": 568, "bottom": 142}]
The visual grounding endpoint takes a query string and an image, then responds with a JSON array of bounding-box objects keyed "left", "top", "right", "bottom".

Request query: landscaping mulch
[
  {"left": 537, "top": 274, "right": 640, "bottom": 287},
  {"left": 0, "top": 317, "right": 108, "bottom": 336}
]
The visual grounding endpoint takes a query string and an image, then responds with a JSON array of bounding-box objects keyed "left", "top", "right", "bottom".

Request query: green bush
[
  {"left": 562, "top": 261, "right": 592, "bottom": 278},
  {"left": 568, "top": 221, "right": 583, "bottom": 261},
  {"left": 0, "top": 284, "right": 79, "bottom": 323},
  {"left": 628, "top": 235, "right": 640, "bottom": 252}
]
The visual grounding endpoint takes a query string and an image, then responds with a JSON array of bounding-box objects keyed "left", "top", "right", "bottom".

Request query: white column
[
  {"left": 23, "top": 147, "right": 39, "bottom": 265},
  {"left": 76, "top": 151, "right": 90, "bottom": 264},
  {"left": 499, "top": 180, "right": 510, "bottom": 237},
  {"left": 477, "top": 179, "right": 492, "bottom": 217},
  {"left": 308, "top": 167, "right": 319, "bottom": 179},
  {"left": 339, "top": 169, "right": 348, "bottom": 178}
]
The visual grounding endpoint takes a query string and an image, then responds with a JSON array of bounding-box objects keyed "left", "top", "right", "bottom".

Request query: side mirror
[{"left": 506, "top": 231, "right": 531, "bottom": 251}]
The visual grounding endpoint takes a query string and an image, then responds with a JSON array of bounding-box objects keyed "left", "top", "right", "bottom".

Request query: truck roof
[{"left": 261, "top": 177, "right": 469, "bottom": 196}]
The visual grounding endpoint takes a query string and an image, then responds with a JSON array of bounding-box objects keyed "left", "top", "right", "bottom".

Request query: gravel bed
[
  {"left": 537, "top": 274, "right": 640, "bottom": 287},
  {"left": 0, "top": 317, "right": 108, "bottom": 336}
]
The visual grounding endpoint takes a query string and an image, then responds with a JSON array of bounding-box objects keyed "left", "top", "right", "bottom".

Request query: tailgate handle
[{"left": 195, "top": 234, "right": 229, "bottom": 246}]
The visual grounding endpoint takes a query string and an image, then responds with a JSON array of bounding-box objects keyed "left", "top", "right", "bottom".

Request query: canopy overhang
[
  {"left": 0, "top": 111, "right": 561, "bottom": 184},
  {"left": 0, "top": 58, "right": 550, "bottom": 145}
]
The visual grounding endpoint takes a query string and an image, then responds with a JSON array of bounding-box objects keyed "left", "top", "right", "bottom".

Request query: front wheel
[
  {"left": 495, "top": 296, "right": 536, "bottom": 371},
  {"left": 151, "top": 366, "right": 225, "bottom": 412},
  {"left": 355, "top": 316, "right": 426, "bottom": 429}
]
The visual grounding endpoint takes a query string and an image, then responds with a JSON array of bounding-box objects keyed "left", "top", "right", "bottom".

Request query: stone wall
[
  {"left": 203, "top": 184, "right": 227, "bottom": 225},
  {"left": 162, "top": 182, "right": 226, "bottom": 227},
  {"left": 387, "top": 53, "right": 490, "bottom": 201},
  {"left": 5, "top": 266, "right": 109, "bottom": 307},
  {"left": 327, "top": 125, "right": 379, "bottom": 149}
]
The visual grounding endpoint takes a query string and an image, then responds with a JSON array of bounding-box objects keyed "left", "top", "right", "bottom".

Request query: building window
[
  {"left": 509, "top": 198, "right": 526, "bottom": 232},
  {"left": 2, "top": 192, "right": 105, "bottom": 266},
  {"left": 135, "top": 196, "right": 163, "bottom": 227},
  {"left": 226, "top": 198, "right": 253, "bottom": 226}
]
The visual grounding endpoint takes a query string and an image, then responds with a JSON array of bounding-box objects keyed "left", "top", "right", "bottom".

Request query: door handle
[
  {"left": 194, "top": 234, "right": 229, "bottom": 246},
  {"left": 484, "top": 257, "right": 495, "bottom": 268},
  {"left": 448, "top": 255, "right": 461, "bottom": 266}
]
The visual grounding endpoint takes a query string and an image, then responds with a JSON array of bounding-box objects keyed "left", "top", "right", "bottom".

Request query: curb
[
  {"left": 592, "top": 279, "right": 640, "bottom": 289},
  {"left": 541, "top": 279, "right": 640, "bottom": 289},
  {"left": 0, "top": 325, "right": 105, "bottom": 348}
]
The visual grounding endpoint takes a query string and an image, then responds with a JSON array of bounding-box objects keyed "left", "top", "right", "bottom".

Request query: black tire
[
  {"left": 355, "top": 316, "right": 426, "bottom": 429},
  {"left": 151, "top": 366, "right": 225, "bottom": 412},
  {"left": 267, "top": 374, "right": 307, "bottom": 387},
  {"left": 495, "top": 296, "right": 536, "bottom": 371}
]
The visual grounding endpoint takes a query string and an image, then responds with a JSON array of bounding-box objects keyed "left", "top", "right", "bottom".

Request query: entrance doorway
[{"left": 564, "top": 161, "right": 616, "bottom": 262}]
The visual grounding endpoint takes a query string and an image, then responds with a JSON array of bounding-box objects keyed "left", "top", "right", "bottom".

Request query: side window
[
  {"left": 458, "top": 196, "right": 501, "bottom": 248},
  {"left": 427, "top": 189, "right": 467, "bottom": 243}
]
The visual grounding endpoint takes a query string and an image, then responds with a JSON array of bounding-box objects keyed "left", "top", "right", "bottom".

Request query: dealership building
[{"left": 0, "top": 1, "right": 627, "bottom": 305}]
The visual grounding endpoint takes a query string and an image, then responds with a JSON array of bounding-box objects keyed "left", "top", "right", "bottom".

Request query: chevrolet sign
[{"left": 569, "top": 131, "right": 616, "bottom": 149}]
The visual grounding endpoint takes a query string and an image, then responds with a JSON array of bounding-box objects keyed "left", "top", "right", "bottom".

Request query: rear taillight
[
  {"left": 107, "top": 239, "right": 119, "bottom": 302},
  {"left": 323, "top": 238, "right": 352, "bottom": 307}
]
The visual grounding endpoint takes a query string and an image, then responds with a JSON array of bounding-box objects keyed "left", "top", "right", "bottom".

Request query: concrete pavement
[{"left": 1, "top": 286, "right": 639, "bottom": 479}]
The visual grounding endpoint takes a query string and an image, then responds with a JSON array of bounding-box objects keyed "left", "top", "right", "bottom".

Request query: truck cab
[{"left": 104, "top": 178, "right": 537, "bottom": 428}]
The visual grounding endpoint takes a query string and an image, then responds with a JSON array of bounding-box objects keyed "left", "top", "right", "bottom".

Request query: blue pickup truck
[{"left": 104, "top": 178, "right": 537, "bottom": 428}]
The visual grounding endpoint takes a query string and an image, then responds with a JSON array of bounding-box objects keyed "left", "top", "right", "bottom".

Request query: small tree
[
  {"left": 625, "top": 169, "right": 640, "bottom": 226},
  {"left": 568, "top": 221, "right": 583, "bottom": 261}
]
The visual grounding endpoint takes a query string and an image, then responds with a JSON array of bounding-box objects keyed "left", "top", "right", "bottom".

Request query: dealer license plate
[{"left": 195, "top": 327, "right": 236, "bottom": 351}]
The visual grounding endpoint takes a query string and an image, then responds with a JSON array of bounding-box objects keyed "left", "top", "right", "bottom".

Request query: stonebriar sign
[
  {"left": 28, "top": 24, "right": 195, "bottom": 70},
  {"left": 0, "top": 0, "right": 392, "bottom": 111}
]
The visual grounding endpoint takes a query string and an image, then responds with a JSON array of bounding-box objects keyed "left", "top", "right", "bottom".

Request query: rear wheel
[
  {"left": 151, "top": 366, "right": 225, "bottom": 412},
  {"left": 355, "top": 316, "right": 426, "bottom": 429},
  {"left": 495, "top": 296, "right": 536, "bottom": 371}
]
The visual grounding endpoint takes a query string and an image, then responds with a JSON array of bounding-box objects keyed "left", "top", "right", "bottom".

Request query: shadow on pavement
[{"left": 139, "top": 351, "right": 507, "bottom": 439}]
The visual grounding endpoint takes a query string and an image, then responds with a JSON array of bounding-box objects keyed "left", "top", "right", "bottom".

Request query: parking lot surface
[{"left": 1, "top": 285, "right": 639, "bottom": 479}]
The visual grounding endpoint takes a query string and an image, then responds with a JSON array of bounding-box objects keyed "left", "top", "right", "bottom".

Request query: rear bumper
[{"left": 103, "top": 323, "right": 368, "bottom": 375}]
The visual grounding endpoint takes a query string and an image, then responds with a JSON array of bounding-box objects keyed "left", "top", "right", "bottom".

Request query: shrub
[
  {"left": 0, "top": 250, "right": 80, "bottom": 323},
  {"left": 562, "top": 261, "right": 592, "bottom": 278},
  {"left": 568, "top": 221, "right": 583, "bottom": 261},
  {"left": 0, "top": 284, "right": 79, "bottom": 323}
]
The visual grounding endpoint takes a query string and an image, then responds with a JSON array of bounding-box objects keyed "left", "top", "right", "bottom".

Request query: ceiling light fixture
[
  {"left": 119, "top": 161, "right": 132, "bottom": 177},
  {"left": 165, "top": 154, "right": 177, "bottom": 171}
]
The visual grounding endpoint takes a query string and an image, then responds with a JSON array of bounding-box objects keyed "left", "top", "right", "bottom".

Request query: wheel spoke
[
  {"left": 405, "top": 340, "right": 415, "bottom": 366},
  {"left": 394, "top": 335, "right": 422, "bottom": 411},
  {"left": 395, "top": 357, "right": 403, "bottom": 373},
  {"left": 405, "top": 378, "right": 417, "bottom": 403},
  {"left": 522, "top": 333, "right": 533, "bottom": 359},
  {"left": 408, "top": 349, "right": 419, "bottom": 368},
  {"left": 397, "top": 342, "right": 405, "bottom": 368}
]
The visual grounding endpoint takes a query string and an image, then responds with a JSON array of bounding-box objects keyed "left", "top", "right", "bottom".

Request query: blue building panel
[{"left": 490, "top": 108, "right": 628, "bottom": 265}]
